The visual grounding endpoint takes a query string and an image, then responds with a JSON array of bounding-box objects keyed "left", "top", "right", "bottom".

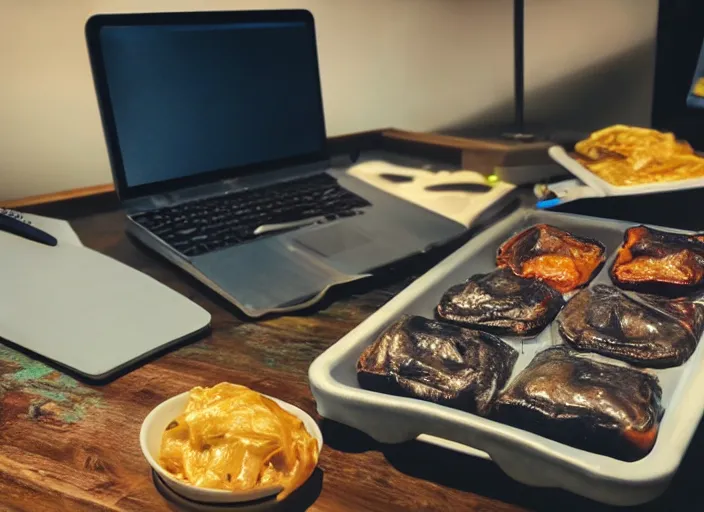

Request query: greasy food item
[
  {"left": 642, "top": 291, "right": 704, "bottom": 337},
  {"left": 694, "top": 77, "right": 704, "bottom": 98},
  {"left": 496, "top": 224, "right": 606, "bottom": 293},
  {"left": 159, "top": 383, "right": 319, "bottom": 501},
  {"left": 574, "top": 124, "right": 704, "bottom": 186},
  {"left": 610, "top": 225, "right": 704, "bottom": 296},
  {"left": 558, "top": 285, "right": 702, "bottom": 368},
  {"left": 357, "top": 315, "right": 518, "bottom": 415},
  {"left": 436, "top": 268, "right": 565, "bottom": 336},
  {"left": 493, "top": 346, "right": 664, "bottom": 462}
]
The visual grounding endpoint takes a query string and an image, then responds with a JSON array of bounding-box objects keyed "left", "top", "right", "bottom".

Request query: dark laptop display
[
  {"left": 84, "top": 10, "right": 464, "bottom": 316},
  {"left": 86, "top": 10, "right": 327, "bottom": 199}
]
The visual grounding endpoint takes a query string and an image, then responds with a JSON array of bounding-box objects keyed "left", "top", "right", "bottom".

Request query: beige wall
[
  {"left": 523, "top": 0, "right": 658, "bottom": 133},
  {"left": 0, "top": 0, "right": 657, "bottom": 201}
]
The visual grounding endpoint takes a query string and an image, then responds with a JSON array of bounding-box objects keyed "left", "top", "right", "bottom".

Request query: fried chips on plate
[
  {"left": 573, "top": 125, "right": 704, "bottom": 187},
  {"left": 548, "top": 125, "right": 704, "bottom": 196}
]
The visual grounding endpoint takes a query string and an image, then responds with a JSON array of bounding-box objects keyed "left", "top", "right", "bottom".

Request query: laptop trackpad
[
  {"left": 193, "top": 236, "right": 366, "bottom": 316},
  {"left": 293, "top": 224, "right": 373, "bottom": 258}
]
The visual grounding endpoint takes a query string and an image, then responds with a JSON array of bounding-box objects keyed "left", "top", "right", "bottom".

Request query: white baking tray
[
  {"left": 549, "top": 145, "right": 704, "bottom": 196},
  {"left": 308, "top": 209, "right": 704, "bottom": 506}
]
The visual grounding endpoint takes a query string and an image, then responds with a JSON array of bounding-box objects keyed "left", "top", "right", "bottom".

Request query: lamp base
[{"left": 500, "top": 132, "right": 537, "bottom": 143}]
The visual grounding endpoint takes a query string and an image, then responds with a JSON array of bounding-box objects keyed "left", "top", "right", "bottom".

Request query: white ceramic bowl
[{"left": 140, "top": 391, "right": 323, "bottom": 504}]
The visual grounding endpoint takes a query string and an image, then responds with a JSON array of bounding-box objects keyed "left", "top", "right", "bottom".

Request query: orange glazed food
[
  {"left": 610, "top": 225, "right": 704, "bottom": 297},
  {"left": 574, "top": 124, "right": 704, "bottom": 187},
  {"left": 496, "top": 224, "right": 606, "bottom": 294},
  {"left": 159, "top": 383, "right": 318, "bottom": 501}
]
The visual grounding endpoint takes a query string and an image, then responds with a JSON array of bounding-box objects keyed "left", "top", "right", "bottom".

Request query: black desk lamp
[
  {"left": 502, "top": 0, "right": 534, "bottom": 142},
  {"left": 501, "top": 0, "right": 584, "bottom": 148}
]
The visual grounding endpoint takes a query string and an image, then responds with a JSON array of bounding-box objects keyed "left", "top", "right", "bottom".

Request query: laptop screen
[{"left": 89, "top": 12, "right": 326, "bottom": 194}]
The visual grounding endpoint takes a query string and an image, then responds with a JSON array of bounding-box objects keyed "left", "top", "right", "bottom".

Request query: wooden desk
[{"left": 1, "top": 131, "right": 702, "bottom": 512}]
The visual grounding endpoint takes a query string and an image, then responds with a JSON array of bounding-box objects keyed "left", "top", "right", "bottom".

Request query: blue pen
[{"left": 536, "top": 198, "right": 562, "bottom": 210}]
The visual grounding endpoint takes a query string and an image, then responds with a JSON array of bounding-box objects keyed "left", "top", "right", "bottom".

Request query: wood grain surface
[
  {"left": 3, "top": 123, "right": 704, "bottom": 511},
  {"left": 0, "top": 210, "right": 702, "bottom": 512},
  {"left": 0, "top": 184, "right": 116, "bottom": 210}
]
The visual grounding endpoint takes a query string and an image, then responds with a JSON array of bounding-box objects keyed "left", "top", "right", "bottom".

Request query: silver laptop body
[{"left": 86, "top": 10, "right": 464, "bottom": 316}]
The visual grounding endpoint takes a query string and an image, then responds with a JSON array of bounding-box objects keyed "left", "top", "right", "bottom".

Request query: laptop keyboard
[{"left": 131, "top": 173, "right": 371, "bottom": 257}]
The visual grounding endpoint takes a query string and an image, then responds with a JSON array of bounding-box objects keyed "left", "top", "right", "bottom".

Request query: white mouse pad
[{"left": 0, "top": 232, "right": 211, "bottom": 381}]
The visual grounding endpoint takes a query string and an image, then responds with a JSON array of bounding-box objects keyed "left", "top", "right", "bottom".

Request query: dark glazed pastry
[
  {"left": 493, "top": 346, "right": 663, "bottom": 462},
  {"left": 356, "top": 315, "right": 518, "bottom": 416},
  {"left": 610, "top": 225, "right": 704, "bottom": 297},
  {"left": 558, "top": 285, "right": 703, "bottom": 368},
  {"left": 436, "top": 268, "right": 565, "bottom": 336},
  {"left": 642, "top": 292, "right": 704, "bottom": 338},
  {"left": 496, "top": 224, "right": 606, "bottom": 293}
]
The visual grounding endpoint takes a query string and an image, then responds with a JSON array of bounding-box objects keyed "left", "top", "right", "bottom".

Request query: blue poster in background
[{"left": 686, "top": 37, "right": 704, "bottom": 109}]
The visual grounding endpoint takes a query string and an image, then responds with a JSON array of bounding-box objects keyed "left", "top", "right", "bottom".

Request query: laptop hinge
[{"left": 123, "top": 158, "right": 343, "bottom": 215}]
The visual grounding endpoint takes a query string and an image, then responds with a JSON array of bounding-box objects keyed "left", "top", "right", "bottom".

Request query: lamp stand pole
[{"left": 502, "top": 0, "right": 535, "bottom": 142}]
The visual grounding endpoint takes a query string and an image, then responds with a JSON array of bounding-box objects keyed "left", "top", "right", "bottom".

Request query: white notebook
[
  {"left": 0, "top": 220, "right": 211, "bottom": 381},
  {"left": 347, "top": 160, "right": 516, "bottom": 227}
]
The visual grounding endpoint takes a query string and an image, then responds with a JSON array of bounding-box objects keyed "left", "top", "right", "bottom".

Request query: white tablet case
[{"left": 0, "top": 229, "right": 211, "bottom": 380}]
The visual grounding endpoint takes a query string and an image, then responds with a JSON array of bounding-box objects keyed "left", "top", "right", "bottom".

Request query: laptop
[{"left": 85, "top": 10, "right": 465, "bottom": 317}]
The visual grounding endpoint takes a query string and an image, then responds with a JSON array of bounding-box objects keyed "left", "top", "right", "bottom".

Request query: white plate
[
  {"left": 152, "top": 471, "right": 277, "bottom": 511},
  {"left": 549, "top": 145, "right": 704, "bottom": 196},
  {"left": 308, "top": 209, "right": 704, "bottom": 506},
  {"left": 140, "top": 391, "right": 323, "bottom": 504}
]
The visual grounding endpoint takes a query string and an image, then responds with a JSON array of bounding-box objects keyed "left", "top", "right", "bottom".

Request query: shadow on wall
[{"left": 440, "top": 39, "right": 655, "bottom": 138}]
